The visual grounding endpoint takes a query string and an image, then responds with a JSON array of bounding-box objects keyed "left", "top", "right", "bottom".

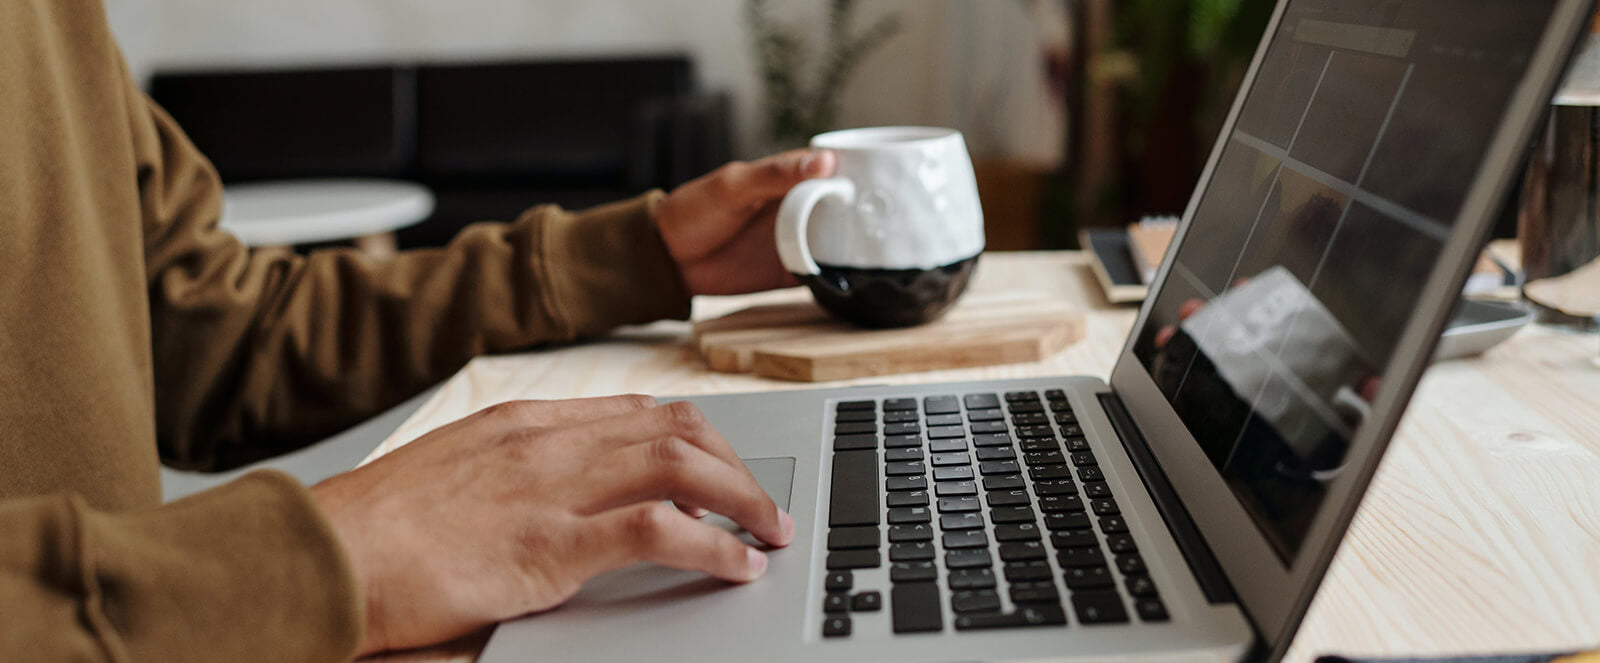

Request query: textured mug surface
[{"left": 776, "top": 126, "right": 985, "bottom": 327}]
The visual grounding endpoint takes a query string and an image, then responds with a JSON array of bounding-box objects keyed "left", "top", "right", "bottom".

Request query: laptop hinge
[{"left": 1098, "top": 392, "right": 1236, "bottom": 605}]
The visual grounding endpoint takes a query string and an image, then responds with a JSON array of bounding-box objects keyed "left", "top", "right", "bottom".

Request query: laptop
[{"left": 481, "top": 1, "right": 1592, "bottom": 661}]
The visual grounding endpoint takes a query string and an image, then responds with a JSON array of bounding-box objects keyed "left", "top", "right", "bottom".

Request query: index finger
[{"left": 718, "top": 148, "right": 837, "bottom": 201}]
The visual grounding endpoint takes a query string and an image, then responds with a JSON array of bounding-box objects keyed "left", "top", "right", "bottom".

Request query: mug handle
[{"left": 776, "top": 177, "right": 856, "bottom": 275}]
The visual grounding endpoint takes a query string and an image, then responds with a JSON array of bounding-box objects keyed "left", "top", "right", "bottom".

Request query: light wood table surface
[{"left": 361, "top": 251, "right": 1600, "bottom": 663}]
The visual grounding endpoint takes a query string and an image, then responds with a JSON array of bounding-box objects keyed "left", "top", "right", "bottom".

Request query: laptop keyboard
[{"left": 820, "top": 390, "right": 1169, "bottom": 638}]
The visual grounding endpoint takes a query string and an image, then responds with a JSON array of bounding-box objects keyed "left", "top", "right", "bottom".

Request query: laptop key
[
  {"left": 852, "top": 591, "right": 883, "bottom": 612},
  {"left": 951, "top": 589, "right": 1001, "bottom": 613},
  {"left": 1051, "top": 530, "right": 1098, "bottom": 549},
  {"left": 889, "top": 523, "right": 934, "bottom": 542},
  {"left": 1056, "top": 410, "right": 1079, "bottom": 424},
  {"left": 1015, "top": 425, "right": 1055, "bottom": 439},
  {"left": 931, "top": 452, "right": 971, "bottom": 467},
  {"left": 1044, "top": 389, "right": 1067, "bottom": 401},
  {"left": 883, "top": 410, "right": 919, "bottom": 424},
  {"left": 1009, "top": 581, "right": 1060, "bottom": 604},
  {"left": 928, "top": 438, "right": 967, "bottom": 453},
  {"left": 1008, "top": 400, "right": 1044, "bottom": 413},
  {"left": 835, "top": 409, "right": 876, "bottom": 423},
  {"left": 1092, "top": 498, "right": 1120, "bottom": 516},
  {"left": 825, "top": 571, "right": 852, "bottom": 591},
  {"left": 940, "top": 513, "right": 985, "bottom": 530},
  {"left": 1078, "top": 467, "right": 1105, "bottom": 482},
  {"left": 837, "top": 400, "right": 875, "bottom": 412},
  {"left": 1083, "top": 482, "right": 1112, "bottom": 498},
  {"left": 925, "top": 413, "right": 962, "bottom": 427},
  {"left": 833, "top": 434, "right": 877, "bottom": 451},
  {"left": 885, "top": 461, "right": 925, "bottom": 476},
  {"left": 969, "top": 420, "right": 1008, "bottom": 434},
  {"left": 1116, "top": 553, "right": 1147, "bottom": 574},
  {"left": 1049, "top": 401, "right": 1072, "bottom": 413},
  {"left": 923, "top": 396, "right": 960, "bottom": 415},
  {"left": 888, "top": 507, "right": 932, "bottom": 524},
  {"left": 1099, "top": 516, "right": 1129, "bottom": 533},
  {"left": 979, "top": 460, "right": 1020, "bottom": 475},
  {"left": 891, "top": 582, "right": 944, "bottom": 633},
  {"left": 1025, "top": 450, "right": 1065, "bottom": 465},
  {"left": 1062, "top": 566, "right": 1115, "bottom": 590},
  {"left": 828, "top": 526, "right": 879, "bottom": 550},
  {"left": 927, "top": 425, "right": 966, "bottom": 439},
  {"left": 822, "top": 616, "right": 851, "bottom": 637},
  {"left": 883, "top": 398, "right": 917, "bottom": 411},
  {"left": 995, "top": 523, "right": 1042, "bottom": 542},
  {"left": 884, "top": 447, "right": 923, "bottom": 462},
  {"left": 1135, "top": 598, "right": 1169, "bottom": 622},
  {"left": 963, "top": 393, "right": 1001, "bottom": 409},
  {"left": 935, "top": 480, "right": 977, "bottom": 496},
  {"left": 829, "top": 450, "right": 878, "bottom": 527},
  {"left": 1056, "top": 546, "right": 1106, "bottom": 568},
  {"left": 1073, "top": 591, "right": 1129, "bottom": 624},
  {"left": 954, "top": 605, "right": 1067, "bottom": 630},
  {"left": 824, "top": 593, "right": 849, "bottom": 613},
  {"left": 1063, "top": 437, "right": 1090, "bottom": 452},
  {"left": 986, "top": 489, "right": 1029, "bottom": 507},
  {"left": 1044, "top": 512, "right": 1093, "bottom": 531},
  {"left": 966, "top": 408, "right": 1003, "bottom": 422},
  {"left": 1029, "top": 465, "right": 1073, "bottom": 480},
  {"left": 887, "top": 490, "right": 929, "bottom": 508},
  {"left": 885, "top": 476, "right": 927, "bottom": 491},
  {"left": 890, "top": 542, "right": 936, "bottom": 562},
  {"left": 1039, "top": 494, "right": 1084, "bottom": 512},
  {"left": 1020, "top": 438, "right": 1059, "bottom": 452},
  {"left": 1005, "top": 391, "right": 1038, "bottom": 403},
  {"left": 1034, "top": 479, "right": 1076, "bottom": 495},
  {"left": 982, "top": 474, "right": 1025, "bottom": 490},
  {"left": 990, "top": 506, "right": 1036, "bottom": 523},
  {"left": 1060, "top": 424, "right": 1084, "bottom": 437},
  {"left": 1107, "top": 534, "right": 1138, "bottom": 554},
  {"left": 945, "top": 548, "right": 993, "bottom": 569},
  {"left": 933, "top": 466, "right": 974, "bottom": 481},
  {"left": 885, "top": 422, "right": 921, "bottom": 436},
  {"left": 971, "top": 433, "right": 1012, "bottom": 447},
  {"left": 948, "top": 567, "right": 997, "bottom": 590},
  {"left": 937, "top": 496, "right": 981, "bottom": 513},
  {"left": 884, "top": 435, "right": 923, "bottom": 448},
  {"left": 1010, "top": 412, "right": 1048, "bottom": 426},
  {"left": 976, "top": 446, "right": 1016, "bottom": 461},
  {"left": 1071, "top": 451, "right": 1098, "bottom": 467},
  {"left": 826, "top": 550, "right": 882, "bottom": 570},
  {"left": 1003, "top": 561, "right": 1052, "bottom": 581},
  {"left": 943, "top": 530, "right": 989, "bottom": 549},
  {"left": 1126, "top": 575, "right": 1159, "bottom": 597},
  {"left": 835, "top": 422, "right": 876, "bottom": 435},
  {"left": 998, "top": 541, "right": 1047, "bottom": 562},
  {"left": 890, "top": 561, "right": 937, "bottom": 582}
]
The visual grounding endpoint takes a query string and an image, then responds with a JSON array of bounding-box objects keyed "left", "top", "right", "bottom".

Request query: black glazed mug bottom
[{"left": 796, "top": 254, "right": 980, "bottom": 328}]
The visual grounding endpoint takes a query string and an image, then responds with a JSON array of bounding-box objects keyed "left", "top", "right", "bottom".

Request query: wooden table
[{"left": 361, "top": 251, "right": 1600, "bottom": 663}]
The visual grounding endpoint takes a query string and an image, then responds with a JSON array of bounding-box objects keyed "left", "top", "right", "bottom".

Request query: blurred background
[{"left": 105, "top": 0, "right": 1276, "bottom": 252}]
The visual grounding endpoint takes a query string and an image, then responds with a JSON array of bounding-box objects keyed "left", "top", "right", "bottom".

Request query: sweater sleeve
[
  {"left": 0, "top": 471, "right": 361, "bottom": 663},
  {"left": 132, "top": 91, "right": 693, "bottom": 471}
]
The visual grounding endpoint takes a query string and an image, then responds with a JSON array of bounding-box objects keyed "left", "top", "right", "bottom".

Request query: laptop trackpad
[{"left": 704, "top": 457, "right": 795, "bottom": 540}]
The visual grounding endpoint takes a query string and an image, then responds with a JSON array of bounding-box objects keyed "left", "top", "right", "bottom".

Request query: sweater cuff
[
  {"left": 530, "top": 191, "right": 693, "bottom": 338},
  {"left": 82, "top": 470, "right": 362, "bottom": 663}
]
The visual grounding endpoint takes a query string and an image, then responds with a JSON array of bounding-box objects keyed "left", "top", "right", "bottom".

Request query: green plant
[{"left": 745, "top": 0, "right": 904, "bottom": 148}]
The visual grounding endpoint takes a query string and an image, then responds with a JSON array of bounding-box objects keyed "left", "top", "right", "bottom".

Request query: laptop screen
[{"left": 1132, "top": 0, "right": 1559, "bottom": 560}]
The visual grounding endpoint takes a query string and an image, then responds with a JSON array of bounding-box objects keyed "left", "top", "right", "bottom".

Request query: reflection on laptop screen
[{"left": 1133, "top": 0, "right": 1558, "bottom": 560}]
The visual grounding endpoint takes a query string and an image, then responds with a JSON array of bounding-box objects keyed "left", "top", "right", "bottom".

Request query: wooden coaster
[{"left": 692, "top": 293, "right": 1085, "bottom": 382}]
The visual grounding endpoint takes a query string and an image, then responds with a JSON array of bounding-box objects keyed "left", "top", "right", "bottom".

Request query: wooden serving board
[{"left": 691, "top": 292, "right": 1085, "bottom": 382}]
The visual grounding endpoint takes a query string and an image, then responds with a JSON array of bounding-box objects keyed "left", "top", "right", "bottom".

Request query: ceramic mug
[{"left": 776, "top": 126, "right": 985, "bottom": 328}]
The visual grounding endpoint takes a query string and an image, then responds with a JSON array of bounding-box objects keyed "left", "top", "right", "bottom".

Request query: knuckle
[
  {"left": 625, "top": 503, "right": 674, "bottom": 549},
  {"left": 648, "top": 436, "right": 695, "bottom": 471},
  {"left": 661, "top": 401, "right": 708, "bottom": 434},
  {"left": 620, "top": 393, "right": 658, "bottom": 411},
  {"left": 482, "top": 399, "right": 538, "bottom": 422}
]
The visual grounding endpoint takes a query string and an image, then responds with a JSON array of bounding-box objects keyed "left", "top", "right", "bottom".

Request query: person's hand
[
  {"left": 655, "top": 149, "right": 837, "bottom": 296},
  {"left": 308, "top": 395, "right": 795, "bottom": 655}
]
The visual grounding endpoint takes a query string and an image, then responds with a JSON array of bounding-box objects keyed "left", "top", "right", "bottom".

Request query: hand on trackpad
[{"left": 701, "top": 457, "right": 795, "bottom": 543}]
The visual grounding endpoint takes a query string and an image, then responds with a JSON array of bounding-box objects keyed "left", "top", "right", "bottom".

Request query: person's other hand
[
  {"left": 309, "top": 395, "right": 795, "bottom": 655},
  {"left": 655, "top": 149, "right": 837, "bottom": 296}
]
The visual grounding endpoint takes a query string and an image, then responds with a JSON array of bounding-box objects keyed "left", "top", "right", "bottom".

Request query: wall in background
[{"left": 104, "top": 0, "right": 1065, "bottom": 163}]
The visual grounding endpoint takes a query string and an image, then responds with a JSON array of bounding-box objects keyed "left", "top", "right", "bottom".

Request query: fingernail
[
  {"left": 690, "top": 506, "right": 710, "bottom": 518},
  {"left": 746, "top": 548, "right": 769, "bottom": 581},
  {"left": 800, "top": 149, "right": 834, "bottom": 177},
  {"left": 779, "top": 508, "right": 795, "bottom": 543}
]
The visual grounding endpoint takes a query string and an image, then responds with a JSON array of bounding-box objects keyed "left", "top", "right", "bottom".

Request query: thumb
[{"left": 723, "top": 149, "right": 837, "bottom": 201}]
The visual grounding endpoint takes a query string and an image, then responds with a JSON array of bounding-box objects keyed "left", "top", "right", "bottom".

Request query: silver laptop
[{"left": 482, "top": 1, "right": 1591, "bottom": 660}]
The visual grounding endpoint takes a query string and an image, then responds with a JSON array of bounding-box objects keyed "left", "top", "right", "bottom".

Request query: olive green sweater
[{"left": 0, "top": 1, "right": 692, "bottom": 660}]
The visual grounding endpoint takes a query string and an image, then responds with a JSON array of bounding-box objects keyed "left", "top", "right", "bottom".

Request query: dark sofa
[{"left": 148, "top": 57, "right": 730, "bottom": 248}]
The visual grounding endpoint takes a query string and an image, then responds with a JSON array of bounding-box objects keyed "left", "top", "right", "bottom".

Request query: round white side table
[{"left": 220, "top": 179, "right": 435, "bottom": 257}]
